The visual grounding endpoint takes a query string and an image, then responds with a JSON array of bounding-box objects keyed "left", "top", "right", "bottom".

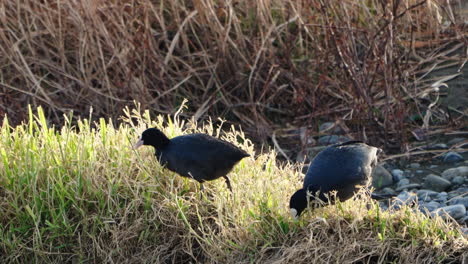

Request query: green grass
[{"left": 0, "top": 105, "right": 466, "bottom": 263}]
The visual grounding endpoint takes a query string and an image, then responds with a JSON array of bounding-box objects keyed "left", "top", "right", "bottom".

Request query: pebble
[
  {"left": 431, "top": 204, "right": 466, "bottom": 220},
  {"left": 419, "top": 201, "right": 441, "bottom": 213},
  {"left": 452, "top": 176, "right": 465, "bottom": 185},
  {"left": 396, "top": 178, "right": 410, "bottom": 189},
  {"left": 448, "top": 137, "right": 466, "bottom": 146},
  {"left": 317, "top": 135, "right": 351, "bottom": 145},
  {"left": 381, "top": 187, "right": 397, "bottom": 196},
  {"left": 391, "top": 169, "right": 405, "bottom": 182},
  {"left": 405, "top": 171, "right": 414, "bottom": 178},
  {"left": 462, "top": 227, "right": 468, "bottom": 236},
  {"left": 409, "top": 163, "right": 421, "bottom": 169},
  {"left": 449, "top": 197, "right": 468, "bottom": 208},
  {"left": 447, "top": 191, "right": 460, "bottom": 199},
  {"left": 429, "top": 165, "right": 438, "bottom": 169},
  {"left": 379, "top": 202, "right": 389, "bottom": 211},
  {"left": 443, "top": 152, "right": 464, "bottom": 163},
  {"left": 318, "top": 122, "right": 343, "bottom": 134},
  {"left": 460, "top": 216, "right": 468, "bottom": 226},
  {"left": 441, "top": 166, "right": 468, "bottom": 181},
  {"left": 417, "top": 189, "right": 439, "bottom": 202},
  {"left": 298, "top": 127, "right": 316, "bottom": 145},
  {"left": 393, "top": 191, "right": 417, "bottom": 209},
  {"left": 296, "top": 152, "right": 307, "bottom": 164},
  {"left": 428, "top": 143, "right": 448, "bottom": 150},
  {"left": 395, "top": 183, "right": 421, "bottom": 192},
  {"left": 423, "top": 174, "right": 451, "bottom": 192},
  {"left": 303, "top": 146, "right": 327, "bottom": 161},
  {"left": 435, "top": 192, "right": 448, "bottom": 203},
  {"left": 371, "top": 165, "right": 394, "bottom": 189}
]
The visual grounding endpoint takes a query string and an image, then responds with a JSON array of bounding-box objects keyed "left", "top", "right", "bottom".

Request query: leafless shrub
[{"left": 0, "top": 0, "right": 465, "bottom": 148}]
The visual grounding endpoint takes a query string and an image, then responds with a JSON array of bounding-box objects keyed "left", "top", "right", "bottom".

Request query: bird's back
[
  {"left": 303, "top": 142, "right": 379, "bottom": 198},
  {"left": 156, "top": 134, "right": 249, "bottom": 181}
]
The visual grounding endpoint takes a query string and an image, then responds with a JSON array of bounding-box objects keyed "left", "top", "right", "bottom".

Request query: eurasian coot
[
  {"left": 289, "top": 141, "right": 381, "bottom": 218},
  {"left": 133, "top": 128, "right": 249, "bottom": 191}
]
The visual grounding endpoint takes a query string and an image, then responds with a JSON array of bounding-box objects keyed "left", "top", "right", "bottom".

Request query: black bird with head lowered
[
  {"left": 289, "top": 141, "right": 382, "bottom": 218},
  {"left": 133, "top": 128, "right": 250, "bottom": 191}
]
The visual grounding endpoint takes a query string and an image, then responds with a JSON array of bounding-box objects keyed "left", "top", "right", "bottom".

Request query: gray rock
[
  {"left": 396, "top": 178, "right": 410, "bottom": 189},
  {"left": 298, "top": 127, "right": 316, "bottom": 146},
  {"left": 381, "top": 187, "right": 397, "bottom": 196},
  {"left": 423, "top": 174, "right": 452, "bottom": 192},
  {"left": 393, "top": 191, "right": 417, "bottom": 209},
  {"left": 462, "top": 227, "right": 468, "bottom": 236},
  {"left": 428, "top": 143, "right": 448, "bottom": 150},
  {"left": 296, "top": 152, "right": 307, "bottom": 164},
  {"left": 416, "top": 170, "right": 424, "bottom": 174},
  {"left": 371, "top": 165, "right": 394, "bottom": 189},
  {"left": 304, "top": 146, "right": 327, "bottom": 161},
  {"left": 443, "top": 152, "right": 464, "bottom": 163},
  {"left": 452, "top": 176, "right": 465, "bottom": 185},
  {"left": 449, "top": 197, "right": 468, "bottom": 208},
  {"left": 448, "top": 137, "right": 466, "bottom": 146},
  {"left": 391, "top": 169, "right": 405, "bottom": 182},
  {"left": 395, "top": 183, "right": 421, "bottom": 192},
  {"left": 317, "top": 135, "right": 351, "bottom": 146},
  {"left": 417, "top": 189, "right": 439, "bottom": 202},
  {"left": 379, "top": 201, "right": 389, "bottom": 211},
  {"left": 409, "top": 163, "right": 421, "bottom": 169},
  {"left": 429, "top": 165, "right": 438, "bottom": 169},
  {"left": 319, "top": 122, "right": 343, "bottom": 134},
  {"left": 441, "top": 166, "right": 468, "bottom": 181},
  {"left": 435, "top": 192, "right": 448, "bottom": 203},
  {"left": 459, "top": 216, "right": 468, "bottom": 226},
  {"left": 404, "top": 170, "right": 414, "bottom": 178},
  {"left": 448, "top": 191, "right": 460, "bottom": 199},
  {"left": 419, "top": 201, "right": 441, "bottom": 213},
  {"left": 432, "top": 204, "right": 466, "bottom": 220}
]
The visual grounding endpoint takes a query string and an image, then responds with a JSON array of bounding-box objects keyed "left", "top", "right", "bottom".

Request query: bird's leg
[
  {"left": 198, "top": 183, "right": 205, "bottom": 199},
  {"left": 223, "top": 176, "right": 232, "bottom": 192}
]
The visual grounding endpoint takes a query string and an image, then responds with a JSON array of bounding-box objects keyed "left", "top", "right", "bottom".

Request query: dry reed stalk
[{"left": 0, "top": 0, "right": 465, "bottom": 149}]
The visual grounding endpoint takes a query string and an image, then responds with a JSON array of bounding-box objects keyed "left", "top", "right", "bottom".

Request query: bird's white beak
[
  {"left": 290, "top": 208, "right": 298, "bottom": 219},
  {"left": 133, "top": 137, "right": 144, "bottom": 150}
]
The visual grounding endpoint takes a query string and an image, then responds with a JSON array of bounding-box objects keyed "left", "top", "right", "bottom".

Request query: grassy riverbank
[{"left": 0, "top": 107, "right": 466, "bottom": 263}]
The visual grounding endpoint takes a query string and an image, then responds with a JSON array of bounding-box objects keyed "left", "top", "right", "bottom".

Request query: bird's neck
[{"left": 152, "top": 135, "right": 170, "bottom": 150}]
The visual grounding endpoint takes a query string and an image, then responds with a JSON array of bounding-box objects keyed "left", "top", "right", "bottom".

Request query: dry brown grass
[{"left": 0, "top": 0, "right": 466, "bottom": 149}]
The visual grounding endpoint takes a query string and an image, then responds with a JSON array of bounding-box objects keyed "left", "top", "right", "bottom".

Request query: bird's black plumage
[
  {"left": 289, "top": 141, "right": 381, "bottom": 218},
  {"left": 134, "top": 128, "right": 249, "bottom": 191}
]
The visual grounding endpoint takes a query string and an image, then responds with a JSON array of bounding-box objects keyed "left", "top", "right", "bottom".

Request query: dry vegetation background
[{"left": 1, "top": 0, "right": 466, "bottom": 149}]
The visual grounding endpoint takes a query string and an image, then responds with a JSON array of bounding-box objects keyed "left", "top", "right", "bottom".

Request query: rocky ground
[{"left": 373, "top": 149, "right": 468, "bottom": 234}]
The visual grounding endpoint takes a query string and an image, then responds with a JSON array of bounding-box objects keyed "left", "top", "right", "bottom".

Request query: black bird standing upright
[
  {"left": 133, "top": 128, "right": 250, "bottom": 191},
  {"left": 289, "top": 141, "right": 381, "bottom": 218}
]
